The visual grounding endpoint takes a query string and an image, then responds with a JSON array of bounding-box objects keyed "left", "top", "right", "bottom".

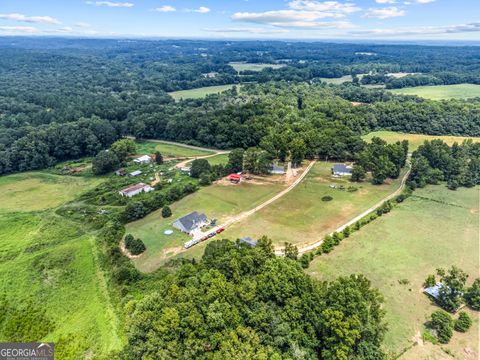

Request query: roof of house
[
  {"left": 424, "top": 283, "right": 444, "bottom": 299},
  {"left": 134, "top": 155, "right": 151, "bottom": 162},
  {"left": 175, "top": 211, "right": 208, "bottom": 232},
  {"left": 229, "top": 174, "right": 241, "bottom": 180},
  {"left": 239, "top": 237, "right": 257, "bottom": 247},
  {"left": 120, "top": 183, "right": 149, "bottom": 195},
  {"left": 130, "top": 170, "right": 142, "bottom": 176},
  {"left": 333, "top": 164, "right": 352, "bottom": 173}
]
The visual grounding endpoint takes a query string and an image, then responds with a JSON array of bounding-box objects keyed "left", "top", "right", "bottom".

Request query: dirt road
[
  {"left": 190, "top": 161, "right": 317, "bottom": 243},
  {"left": 277, "top": 162, "right": 412, "bottom": 255}
]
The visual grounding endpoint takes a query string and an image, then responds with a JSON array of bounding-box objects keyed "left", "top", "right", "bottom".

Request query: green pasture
[
  {"left": 127, "top": 181, "right": 285, "bottom": 272},
  {"left": 307, "top": 186, "right": 479, "bottom": 357},
  {"left": 389, "top": 84, "right": 480, "bottom": 100},
  {"left": 168, "top": 85, "right": 235, "bottom": 101},
  {"left": 135, "top": 140, "right": 214, "bottom": 158},
  {"left": 223, "top": 161, "right": 405, "bottom": 247},
  {"left": 229, "top": 62, "right": 285, "bottom": 72},
  {"left": 0, "top": 172, "right": 102, "bottom": 212},
  {"left": 363, "top": 131, "right": 480, "bottom": 152}
]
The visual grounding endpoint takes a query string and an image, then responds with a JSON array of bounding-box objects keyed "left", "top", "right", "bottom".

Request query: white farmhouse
[
  {"left": 134, "top": 155, "right": 152, "bottom": 165},
  {"left": 119, "top": 183, "right": 154, "bottom": 198}
]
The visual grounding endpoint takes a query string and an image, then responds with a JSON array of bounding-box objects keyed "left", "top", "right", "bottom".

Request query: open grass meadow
[
  {"left": 306, "top": 186, "right": 479, "bottom": 358},
  {"left": 389, "top": 84, "right": 480, "bottom": 100},
  {"left": 320, "top": 75, "right": 353, "bottom": 84},
  {"left": 0, "top": 200, "right": 122, "bottom": 357},
  {"left": 127, "top": 181, "right": 285, "bottom": 272},
  {"left": 168, "top": 84, "right": 236, "bottom": 101},
  {"left": 222, "top": 161, "right": 405, "bottom": 247},
  {"left": 0, "top": 172, "right": 103, "bottom": 212},
  {"left": 363, "top": 130, "right": 480, "bottom": 152},
  {"left": 229, "top": 62, "right": 285, "bottom": 72},
  {"left": 135, "top": 140, "right": 215, "bottom": 158}
]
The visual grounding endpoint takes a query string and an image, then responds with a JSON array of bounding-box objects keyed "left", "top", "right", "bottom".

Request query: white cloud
[
  {"left": 155, "top": 6, "right": 176, "bottom": 13},
  {"left": 0, "top": 25, "right": 39, "bottom": 33},
  {"left": 74, "top": 22, "right": 91, "bottom": 28},
  {"left": 231, "top": 1, "right": 359, "bottom": 29},
  {"left": 194, "top": 7, "right": 211, "bottom": 14},
  {"left": 0, "top": 13, "right": 61, "bottom": 25},
  {"left": 351, "top": 22, "right": 480, "bottom": 37},
  {"left": 86, "top": 1, "right": 134, "bottom": 8},
  {"left": 288, "top": 1, "right": 361, "bottom": 13},
  {"left": 364, "top": 7, "right": 405, "bottom": 19},
  {"left": 415, "top": 0, "right": 435, "bottom": 3},
  {"left": 375, "top": 0, "right": 396, "bottom": 3}
]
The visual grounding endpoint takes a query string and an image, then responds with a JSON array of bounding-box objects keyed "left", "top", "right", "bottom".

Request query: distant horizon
[{"left": 1, "top": 35, "right": 480, "bottom": 47}]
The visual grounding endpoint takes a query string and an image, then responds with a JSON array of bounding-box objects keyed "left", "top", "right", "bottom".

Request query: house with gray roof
[
  {"left": 270, "top": 164, "right": 286, "bottom": 175},
  {"left": 173, "top": 211, "right": 208, "bottom": 235},
  {"left": 332, "top": 163, "right": 353, "bottom": 176}
]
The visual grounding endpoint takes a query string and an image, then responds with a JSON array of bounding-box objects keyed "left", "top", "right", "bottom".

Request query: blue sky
[{"left": 0, "top": 0, "right": 479, "bottom": 40}]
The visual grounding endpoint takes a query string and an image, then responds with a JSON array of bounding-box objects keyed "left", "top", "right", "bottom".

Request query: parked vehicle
[{"left": 216, "top": 228, "right": 225, "bottom": 234}]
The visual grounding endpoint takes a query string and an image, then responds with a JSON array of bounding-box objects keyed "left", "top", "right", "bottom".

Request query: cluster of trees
[
  {"left": 409, "top": 140, "right": 480, "bottom": 190},
  {"left": 122, "top": 238, "right": 387, "bottom": 359},
  {"left": 428, "top": 310, "right": 473, "bottom": 344},
  {"left": 355, "top": 137, "right": 409, "bottom": 184},
  {"left": 124, "top": 234, "right": 146, "bottom": 256},
  {"left": 386, "top": 72, "right": 480, "bottom": 89},
  {"left": 92, "top": 138, "right": 137, "bottom": 175},
  {"left": 425, "top": 266, "right": 480, "bottom": 312}
]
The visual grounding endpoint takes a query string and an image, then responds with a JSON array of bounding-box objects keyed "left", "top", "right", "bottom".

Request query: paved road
[
  {"left": 278, "top": 162, "right": 412, "bottom": 256},
  {"left": 190, "top": 160, "right": 317, "bottom": 244}
]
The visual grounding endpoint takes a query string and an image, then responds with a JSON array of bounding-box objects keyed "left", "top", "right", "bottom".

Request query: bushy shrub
[
  {"left": 124, "top": 234, "right": 146, "bottom": 255},
  {"left": 162, "top": 206, "right": 172, "bottom": 218},
  {"left": 464, "top": 278, "right": 480, "bottom": 310},
  {"left": 424, "top": 274, "right": 436, "bottom": 288},
  {"left": 430, "top": 310, "right": 453, "bottom": 344},
  {"left": 321, "top": 195, "right": 333, "bottom": 202},
  {"left": 454, "top": 312, "right": 472, "bottom": 332}
]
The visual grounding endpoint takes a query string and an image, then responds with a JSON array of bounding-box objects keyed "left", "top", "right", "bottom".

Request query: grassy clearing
[
  {"left": 0, "top": 211, "right": 122, "bottom": 357},
  {"left": 320, "top": 75, "right": 353, "bottom": 84},
  {"left": 229, "top": 62, "right": 284, "bottom": 72},
  {"left": 135, "top": 140, "right": 214, "bottom": 158},
  {"left": 127, "top": 181, "right": 285, "bottom": 272},
  {"left": 306, "top": 186, "right": 479, "bottom": 357},
  {"left": 0, "top": 172, "right": 102, "bottom": 212},
  {"left": 363, "top": 131, "right": 480, "bottom": 152},
  {"left": 222, "top": 161, "right": 405, "bottom": 247},
  {"left": 389, "top": 84, "right": 480, "bottom": 100},
  {"left": 168, "top": 85, "right": 235, "bottom": 101},
  {"left": 206, "top": 153, "right": 229, "bottom": 166}
]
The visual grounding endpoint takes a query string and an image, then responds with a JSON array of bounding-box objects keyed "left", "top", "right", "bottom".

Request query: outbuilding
[
  {"left": 134, "top": 155, "right": 152, "bottom": 165},
  {"left": 332, "top": 164, "right": 353, "bottom": 176},
  {"left": 228, "top": 174, "right": 242, "bottom": 183},
  {"left": 119, "top": 183, "right": 154, "bottom": 198}
]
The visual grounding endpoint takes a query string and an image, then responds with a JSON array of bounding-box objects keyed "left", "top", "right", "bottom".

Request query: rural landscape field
[{"left": 1, "top": 1, "right": 480, "bottom": 358}]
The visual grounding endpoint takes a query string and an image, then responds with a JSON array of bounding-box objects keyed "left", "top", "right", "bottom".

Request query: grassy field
[
  {"left": 320, "top": 75, "right": 353, "bottom": 84},
  {"left": 222, "top": 162, "right": 405, "bottom": 247},
  {"left": 185, "top": 153, "right": 229, "bottom": 167},
  {"left": 135, "top": 140, "right": 215, "bottom": 158},
  {"left": 229, "top": 62, "right": 284, "bottom": 72},
  {"left": 0, "top": 172, "right": 103, "bottom": 212},
  {"left": 363, "top": 131, "right": 480, "bottom": 152},
  {"left": 389, "top": 84, "right": 480, "bottom": 100},
  {"left": 0, "top": 171, "right": 122, "bottom": 357},
  {"left": 127, "top": 181, "right": 285, "bottom": 272},
  {"left": 168, "top": 85, "right": 235, "bottom": 101},
  {"left": 307, "top": 186, "right": 479, "bottom": 358}
]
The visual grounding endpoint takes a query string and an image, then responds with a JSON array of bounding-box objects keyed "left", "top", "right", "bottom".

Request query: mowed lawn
[
  {"left": 135, "top": 140, "right": 215, "bottom": 158},
  {"left": 363, "top": 131, "right": 480, "bottom": 152},
  {"left": 223, "top": 162, "right": 405, "bottom": 247},
  {"left": 0, "top": 172, "right": 102, "bottom": 212},
  {"left": 127, "top": 181, "right": 285, "bottom": 272},
  {"left": 307, "top": 186, "right": 479, "bottom": 357},
  {"left": 389, "top": 84, "right": 480, "bottom": 100},
  {"left": 229, "top": 62, "right": 284, "bottom": 72},
  {"left": 168, "top": 85, "right": 235, "bottom": 101}
]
